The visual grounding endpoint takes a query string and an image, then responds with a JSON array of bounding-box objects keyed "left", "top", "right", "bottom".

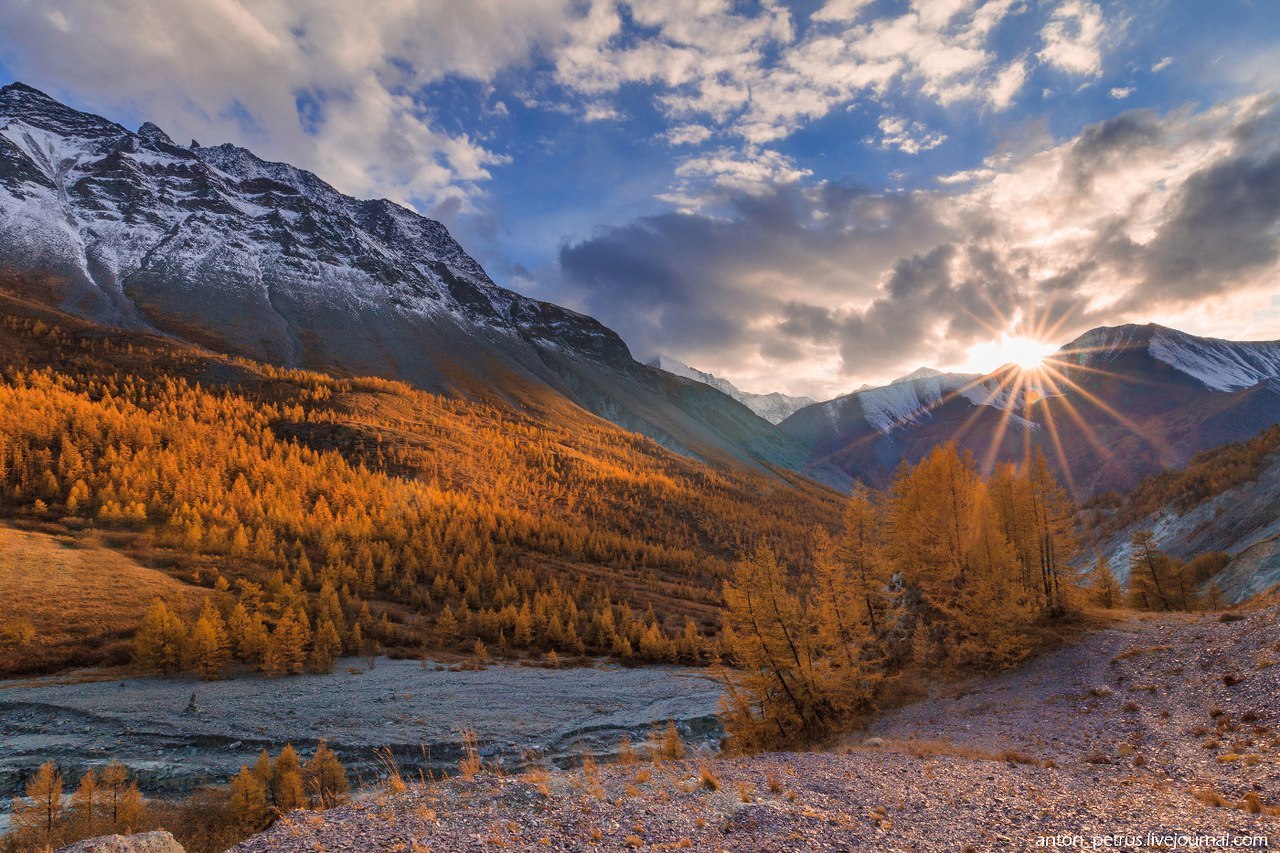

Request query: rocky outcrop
[{"left": 59, "top": 831, "right": 184, "bottom": 853}]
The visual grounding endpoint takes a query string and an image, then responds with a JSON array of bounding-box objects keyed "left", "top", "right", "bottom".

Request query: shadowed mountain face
[
  {"left": 782, "top": 324, "right": 1280, "bottom": 497},
  {"left": 0, "top": 82, "right": 841, "bottom": 485}
]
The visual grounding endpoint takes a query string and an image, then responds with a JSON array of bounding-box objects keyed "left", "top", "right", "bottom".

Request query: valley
[{"left": 0, "top": 76, "right": 1278, "bottom": 853}]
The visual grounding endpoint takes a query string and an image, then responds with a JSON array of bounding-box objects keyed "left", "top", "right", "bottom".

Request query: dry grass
[
  {"left": 888, "top": 738, "right": 1046, "bottom": 767},
  {"left": 376, "top": 747, "right": 408, "bottom": 795},
  {"left": 0, "top": 524, "right": 202, "bottom": 676},
  {"left": 1193, "top": 788, "right": 1280, "bottom": 816},
  {"left": 698, "top": 763, "right": 720, "bottom": 791},
  {"left": 459, "top": 728, "right": 482, "bottom": 781}
]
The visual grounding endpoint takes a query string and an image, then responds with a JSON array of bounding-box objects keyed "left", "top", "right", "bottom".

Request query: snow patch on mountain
[
  {"left": 1060, "top": 323, "right": 1280, "bottom": 392},
  {"left": 1147, "top": 327, "right": 1280, "bottom": 392},
  {"left": 649, "top": 355, "right": 815, "bottom": 424}
]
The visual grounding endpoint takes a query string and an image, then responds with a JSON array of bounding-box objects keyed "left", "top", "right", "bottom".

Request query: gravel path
[{"left": 236, "top": 609, "right": 1280, "bottom": 851}]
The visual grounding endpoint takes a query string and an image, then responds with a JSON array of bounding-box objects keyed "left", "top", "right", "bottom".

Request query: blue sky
[{"left": 2, "top": 0, "right": 1278, "bottom": 396}]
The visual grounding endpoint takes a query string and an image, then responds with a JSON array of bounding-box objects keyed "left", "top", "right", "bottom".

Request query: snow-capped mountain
[
  {"left": 782, "top": 323, "right": 1280, "bottom": 496},
  {"left": 0, "top": 82, "right": 841, "bottom": 483},
  {"left": 648, "top": 355, "right": 814, "bottom": 424},
  {"left": 1062, "top": 323, "right": 1280, "bottom": 392}
]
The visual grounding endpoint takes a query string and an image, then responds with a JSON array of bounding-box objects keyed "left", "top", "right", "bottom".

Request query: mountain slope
[
  {"left": 0, "top": 82, "right": 836, "bottom": 484},
  {"left": 1088, "top": 424, "right": 1280, "bottom": 602},
  {"left": 648, "top": 355, "right": 814, "bottom": 424},
  {"left": 782, "top": 323, "right": 1280, "bottom": 496},
  {"left": 0, "top": 279, "right": 846, "bottom": 672}
]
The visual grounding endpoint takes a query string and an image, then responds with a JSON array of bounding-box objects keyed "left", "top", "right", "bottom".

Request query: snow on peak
[
  {"left": 1060, "top": 323, "right": 1280, "bottom": 392},
  {"left": 1147, "top": 326, "right": 1280, "bottom": 391},
  {"left": 650, "top": 354, "right": 814, "bottom": 423},
  {"left": 850, "top": 370, "right": 989, "bottom": 434}
]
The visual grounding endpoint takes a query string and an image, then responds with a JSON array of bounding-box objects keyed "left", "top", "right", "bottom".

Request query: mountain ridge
[
  {"left": 781, "top": 321, "right": 1280, "bottom": 496},
  {"left": 0, "top": 81, "right": 845, "bottom": 486}
]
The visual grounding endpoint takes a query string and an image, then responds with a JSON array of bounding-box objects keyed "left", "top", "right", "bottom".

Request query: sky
[{"left": 2, "top": 0, "right": 1278, "bottom": 398}]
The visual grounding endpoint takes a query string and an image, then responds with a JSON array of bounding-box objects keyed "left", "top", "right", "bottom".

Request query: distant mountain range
[
  {"left": 2, "top": 82, "right": 1278, "bottom": 504},
  {"left": 647, "top": 355, "right": 814, "bottom": 424},
  {"left": 0, "top": 82, "right": 842, "bottom": 486},
  {"left": 780, "top": 323, "right": 1280, "bottom": 496}
]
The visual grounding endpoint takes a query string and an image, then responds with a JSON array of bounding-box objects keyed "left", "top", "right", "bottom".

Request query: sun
[{"left": 963, "top": 334, "right": 1057, "bottom": 374}]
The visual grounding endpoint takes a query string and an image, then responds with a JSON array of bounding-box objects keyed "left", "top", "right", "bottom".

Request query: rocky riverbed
[{"left": 0, "top": 659, "right": 723, "bottom": 813}]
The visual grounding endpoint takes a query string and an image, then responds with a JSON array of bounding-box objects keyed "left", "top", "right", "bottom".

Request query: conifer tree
[
  {"left": 309, "top": 618, "right": 342, "bottom": 674},
  {"left": 11, "top": 761, "right": 65, "bottom": 847},
  {"left": 1128, "top": 531, "right": 1174, "bottom": 611},
  {"left": 189, "top": 598, "right": 231, "bottom": 680},
  {"left": 70, "top": 768, "right": 99, "bottom": 839},
  {"left": 98, "top": 762, "right": 142, "bottom": 833},
  {"left": 721, "top": 545, "right": 830, "bottom": 747},
  {"left": 265, "top": 610, "right": 310, "bottom": 676},
  {"left": 302, "top": 740, "right": 349, "bottom": 809},
  {"left": 270, "top": 744, "right": 307, "bottom": 814},
  {"left": 133, "top": 599, "right": 187, "bottom": 674},
  {"left": 228, "top": 765, "right": 272, "bottom": 832},
  {"left": 1087, "top": 554, "right": 1123, "bottom": 609}
]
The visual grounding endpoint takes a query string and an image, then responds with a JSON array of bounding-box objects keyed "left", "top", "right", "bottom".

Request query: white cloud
[
  {"left": 1109, "top": 86, "right": 1135, "bottom": 99},
  {"left": 873, "top": 116, "right": 948, "bottom": 154},
  {"left": 1038, "top": 0, "right": 1105, "bottom": 77},
  {"left": 666, "top": 124, "right": 714, "bottom": 146},
  {"left": 659, "top": 146, "right": 813, "bottom": 208},
  {"left": 0, "top": 0, "right": 579, "bottom": 208},
  {"left": 1151, "top": 56, "right": 1173, "bottom": 73},
  {"left": 988, "top": 59, "right": 1029, "bottom": 108},
  {"left": 552, "top": 0, "right": 1035, "bottom": 150}
]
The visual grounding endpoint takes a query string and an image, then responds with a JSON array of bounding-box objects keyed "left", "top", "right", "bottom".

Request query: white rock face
[{"left": 650, "top": 355, "right": 815, "bottom": 424}]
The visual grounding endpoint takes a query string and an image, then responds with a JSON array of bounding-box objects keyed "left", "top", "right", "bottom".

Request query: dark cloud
[
  {"left": 1137, "top": 148, "right": 1280, "bottom": 301},
  {"left": 556, "top": 97, "right": 1280, "bottom": 395}
]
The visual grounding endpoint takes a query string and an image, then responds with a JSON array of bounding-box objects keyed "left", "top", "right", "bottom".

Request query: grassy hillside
[
  {"left": 0, "top": 271, "right": 844, "bottom": 676},
  {"left": 0, "top": 524, "right": 203, "bottom": 675}
]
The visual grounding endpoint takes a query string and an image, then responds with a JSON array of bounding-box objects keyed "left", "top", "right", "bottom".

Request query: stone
[{"left": 59, "top": 830, "right": 185, "bottom": 853}]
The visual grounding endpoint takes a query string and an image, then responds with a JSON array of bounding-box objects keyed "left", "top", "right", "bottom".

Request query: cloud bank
[{"left": 559, "top": 95, "right": 1280, "bottom": 397}]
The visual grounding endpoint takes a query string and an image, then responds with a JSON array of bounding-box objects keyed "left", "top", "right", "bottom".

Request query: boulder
[{"left": 59, "top": 830, "right": 184, "bottom": 853}]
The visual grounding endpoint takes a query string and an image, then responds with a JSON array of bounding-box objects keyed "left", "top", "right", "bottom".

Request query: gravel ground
[
  {"left": 236, "top": 609, "right": 1280, "bottom": 851},
  {"left": 0, "top": 660, "right": 722, "bottom": 803}
]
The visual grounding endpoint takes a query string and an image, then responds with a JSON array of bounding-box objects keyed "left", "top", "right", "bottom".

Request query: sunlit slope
[{"left": 0, "top": 275, "right": 844, "bottom": 670}]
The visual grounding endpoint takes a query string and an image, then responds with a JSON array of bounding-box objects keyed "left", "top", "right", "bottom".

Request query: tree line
[{"left": 4, "top": 744, "right": 347, "bottom": 853}]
